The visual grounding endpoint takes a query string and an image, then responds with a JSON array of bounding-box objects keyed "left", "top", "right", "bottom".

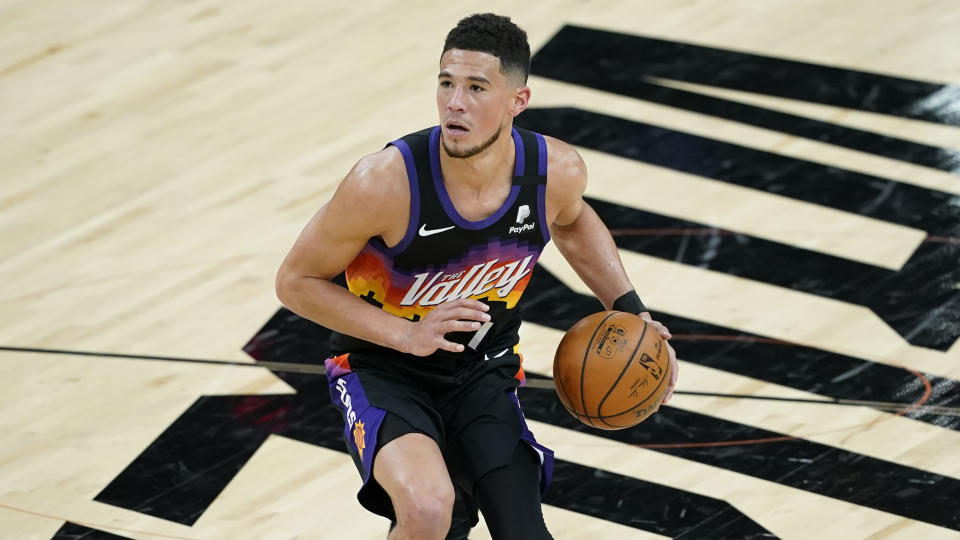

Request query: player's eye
[
  {"left": 471, "top": 84, "right": 484, "bottom": 92},
  {"left": 439, "top": 80, "right": 452, "bottom": 88}
]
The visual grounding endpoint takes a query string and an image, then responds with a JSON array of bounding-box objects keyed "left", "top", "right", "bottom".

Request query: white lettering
[
  {"left": 400, "top": 271, "right": 443, "bottom": 306},
  {"left": 508, "top": 223, "right": 535, "bottom": 234},
  {"left": 420, "top": 279, "right": 458, "bottom": 306},
  {"left": 471, "top": 266, "right": 505, "bottom": 297},
  {"left": 336, "top": 378, "right": 357, "bottom": 426},
  {"left": 397, "top": 256, "right": 534, "bottom": 308},
  {"left": 435, "top": 260, "right": 489, "bottom": 304},
  {"left": 495, "top": 255, "right": 533, "bottom": 297}
]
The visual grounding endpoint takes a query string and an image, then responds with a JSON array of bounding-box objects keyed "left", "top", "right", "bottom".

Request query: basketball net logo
[
  {"left": 353, "top": 421, "right": 366, "bottom": 460},
  {"left": 400, "top": 255, "right": 534, "bottom": 307}
]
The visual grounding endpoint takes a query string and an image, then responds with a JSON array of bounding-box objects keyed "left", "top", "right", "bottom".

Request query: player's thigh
[{"left": 374, "top": 431, "right": 455, "bottom": 510}]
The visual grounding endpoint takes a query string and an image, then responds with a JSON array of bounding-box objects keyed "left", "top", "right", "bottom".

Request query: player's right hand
[{"left": 402, "top": 299, "right": 491, "bottom": 356}]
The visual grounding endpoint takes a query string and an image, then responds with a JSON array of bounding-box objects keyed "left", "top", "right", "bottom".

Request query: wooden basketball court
[{"left": 2, "top": 1, "right": 958, "bottom": 538}]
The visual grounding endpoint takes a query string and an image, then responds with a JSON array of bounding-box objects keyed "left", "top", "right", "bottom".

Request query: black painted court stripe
[
  {"left": 532, "top": 25, "right": 960, "bottom": 126},
  {"left": 544, "top": 460, "right": 776, "bottom": 538},
  {"left": 639, "top": 78, "right": 960, "bottom": 174},
  {"left": 241, "top": 305, "right": 960, "bottom": 530},
  {"left": 515, "top": 107, "right": 960, "bottom": 237},
  {"left": 529, "top": 26, "right": 960, "bottom": 174},
  {"left": 96, "top": 375, "right": 775, "bottom": 537},
  {"left": 97, "top": 392, "right": 310, "bottom": 526},
  {"left": 51, "top": 521, "right": 135, "bottom": 539},
  {"left": 584, "top": 196, "right": 960, "bottom": 351},
  {"left": 521, "top": 267, "right": 960, "bottom": 431},
  {"left": 519, "top": 384, "right": 960, "bottom": 532}
]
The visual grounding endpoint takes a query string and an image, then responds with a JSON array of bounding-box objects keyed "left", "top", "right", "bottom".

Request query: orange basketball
[{"left": 553, "top": 311, "right": 671, "bottom": 430}]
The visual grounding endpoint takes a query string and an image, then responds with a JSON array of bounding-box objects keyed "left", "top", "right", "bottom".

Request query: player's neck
[{"left": 439, "top": 127, "right": 515, "bottom": 192}]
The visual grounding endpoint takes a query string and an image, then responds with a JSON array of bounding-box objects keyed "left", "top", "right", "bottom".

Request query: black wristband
[{"left": 612, "top": 290, "right": 646, "bottom": 315}]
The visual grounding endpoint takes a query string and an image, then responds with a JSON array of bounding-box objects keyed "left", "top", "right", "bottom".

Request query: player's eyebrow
[{"left": 437, "top": 71, "right": 491, "bottom": 85}]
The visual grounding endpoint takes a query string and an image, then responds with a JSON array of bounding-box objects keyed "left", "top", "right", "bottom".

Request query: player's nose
[{"left": 446, "top": 86, "right": 467, "bottom": 112}]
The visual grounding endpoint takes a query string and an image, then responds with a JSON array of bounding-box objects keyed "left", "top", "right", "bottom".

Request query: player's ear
[{"left": 510, "top": 85, "right": 531, "bottom": 117}]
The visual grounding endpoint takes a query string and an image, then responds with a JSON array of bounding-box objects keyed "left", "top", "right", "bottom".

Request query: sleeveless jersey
[{"left": 329, "top": 126, "right": 551, "bottom": 362}]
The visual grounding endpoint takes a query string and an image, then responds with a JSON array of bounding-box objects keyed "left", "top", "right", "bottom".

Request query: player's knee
[{"left": 394, "top": 483, "right": 454, "bottom": 537}]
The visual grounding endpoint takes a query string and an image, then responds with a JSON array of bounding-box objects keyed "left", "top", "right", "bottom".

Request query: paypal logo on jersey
[
  {"left": 509, "top": 204, "right": 535, "bottom": 234},
  {"left": 515, "top": 205, "right": 530, "bottom": 224}
]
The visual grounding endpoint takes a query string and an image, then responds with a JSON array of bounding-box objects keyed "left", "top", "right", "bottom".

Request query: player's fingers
[
  {"left": 435, "top": 337, "right": 465, "bottom": 353},
  {"left": 641, "top": 315, "right": 670, "bottom": 339},
  {"left": 460, "top": 298, "right": 490, "bottom": 311},
  {"left": 662, "top": 343, "right": 678, "bottom": 404},
  {"left": 443, "top": 320, "right": 483, "bottom": 333},
  {"left": 443, "top": 307, "right": 491, "bottom": 322},
  {"left": 442, "top": 298, "right": 489, "bottom": 312},
  {"left": 668, "top": 343, "right": 678, "bottom": 383},
  {"left": 654, "top": 321, "right": 672, "bottom": 340}
]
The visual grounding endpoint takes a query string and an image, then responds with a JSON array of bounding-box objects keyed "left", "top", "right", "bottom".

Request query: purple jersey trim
[
  {"left": 510, "top": 391, "right": 555, "bottom": 494},
  {"left": 429, "top": 126, "right": 522, "bottom": 230},
  {"left": 537, "top": 184, "right": 551, "bottom": 244},
  {"left": 511, "top": 127, "right": 524, "bottom": 176},
  {"left": 371, "top": 139, "right": 421, "bottom": 255},
  {"left": 534, "top": 133, "right": 551, "bottom": 243},
  {"left": 327, "top": 371, "right": 387, "bottom": 483},
  {"left": 534, "top": 132, "right": 548, "bottom": 176}
]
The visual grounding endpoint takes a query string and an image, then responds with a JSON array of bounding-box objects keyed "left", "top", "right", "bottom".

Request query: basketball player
[{"left": 275, "top": 13, "right": 678, "bottom": 540}]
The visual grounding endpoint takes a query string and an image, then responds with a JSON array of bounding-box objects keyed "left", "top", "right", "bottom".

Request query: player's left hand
[{"left": 639, "top": 312, "right": 678, "bottom": 404}]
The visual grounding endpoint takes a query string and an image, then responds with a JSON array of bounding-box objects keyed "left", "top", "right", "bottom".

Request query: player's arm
[
  {"left": 545, "top": 137, "right": 678, "bottom": 402},
  {"left": 275, "top": 147, "right": 489, "bottom": 356}
]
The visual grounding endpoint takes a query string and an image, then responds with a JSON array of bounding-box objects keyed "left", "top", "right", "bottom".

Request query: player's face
[{"left": 437, "top": 49, "right": 527, "bottom": 159}]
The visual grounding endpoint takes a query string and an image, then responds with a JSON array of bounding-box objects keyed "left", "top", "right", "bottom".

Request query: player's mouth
[{"left": 444, "top": 121, "right": 470, "bottom": 138}]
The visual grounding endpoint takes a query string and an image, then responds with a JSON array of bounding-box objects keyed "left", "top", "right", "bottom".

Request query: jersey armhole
[
  {"left": 534, "top": 132, "right": 551, "bottom": 244},
  {"left": 370, "top": 139, "right": 421, "bottom": 255}
]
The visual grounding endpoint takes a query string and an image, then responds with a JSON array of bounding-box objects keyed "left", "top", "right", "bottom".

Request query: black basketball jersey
[{"left": 329, "top": 126, "right": 551, "bottom": 362}]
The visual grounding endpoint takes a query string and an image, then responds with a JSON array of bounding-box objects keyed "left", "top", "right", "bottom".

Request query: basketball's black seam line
[
  {"left": 604, "top": 352, "right": 671, "bottom": 418},
  {"left": 580, "top": 311, "right": 619, "bottom": 427},
  {"left": 595, "top": 317, "right": 649, "bottom": 427}
]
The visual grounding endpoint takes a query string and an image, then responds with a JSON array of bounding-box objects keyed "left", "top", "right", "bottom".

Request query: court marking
[
  {"left": 2, "top": 345, "right": 946, "bottom": 418},
  {"left": 0, "top": 502, "right": 196, "bottom": 540}
]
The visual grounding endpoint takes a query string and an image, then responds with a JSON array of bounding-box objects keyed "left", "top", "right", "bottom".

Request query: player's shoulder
[
  {"left": 543, "top": 135, "right": 587, "bottom": 191},
  {"left": 331, "top": 145, "right": 411, "bottom": 215},
  {"left": 340, "top": 145, "right": 407, "bottom": 196}
]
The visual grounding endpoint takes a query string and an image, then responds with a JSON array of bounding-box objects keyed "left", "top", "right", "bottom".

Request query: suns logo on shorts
[{"left": 353, "top": 420, "right": 366, "bottom": 460}]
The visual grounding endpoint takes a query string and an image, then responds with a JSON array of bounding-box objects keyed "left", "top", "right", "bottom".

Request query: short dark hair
[{"left": 442, "top": 13, "right": 531, "bottom": 84}]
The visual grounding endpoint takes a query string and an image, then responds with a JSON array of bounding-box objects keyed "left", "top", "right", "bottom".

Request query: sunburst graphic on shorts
[{"left": 353, "top": 420, "right": 366, "bottom": 460}]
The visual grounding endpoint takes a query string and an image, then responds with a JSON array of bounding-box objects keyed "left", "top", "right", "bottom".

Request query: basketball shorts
[{"left": 323, "top": 347, "right": 555, "bottom": 523}]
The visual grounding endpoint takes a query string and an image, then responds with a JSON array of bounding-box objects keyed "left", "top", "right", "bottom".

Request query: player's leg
[
  {"left": 474, "top": 441, "right": 552, "bottom": 540},
  {"left": 389, "top": 488, "right": 472, "bottom": 540},
  {"left": 325, "top": 354, "right": 454, "bottom": 537},
  {"left": 441, "top": 353, "right": 555, "bottom": 540},
  {"left": 375, "top": 429, "right": 455, "bottom": 540}
]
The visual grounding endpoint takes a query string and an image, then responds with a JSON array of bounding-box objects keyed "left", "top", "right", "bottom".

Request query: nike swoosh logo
[{"left": 419, "top": 224, "right": 455, "bottom": 237}]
